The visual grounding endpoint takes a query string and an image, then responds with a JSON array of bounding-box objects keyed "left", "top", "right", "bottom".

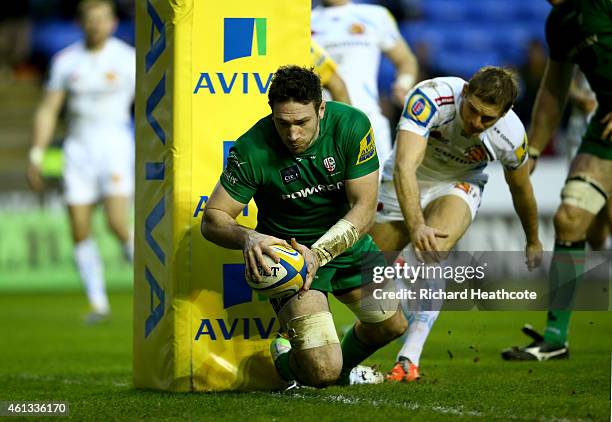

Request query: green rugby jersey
[
  {"left": 221, "top": 101, "right": 378, "bottom": 246},
  {"left": 546, "top": 0, "right": 612, "bottom": 108}
]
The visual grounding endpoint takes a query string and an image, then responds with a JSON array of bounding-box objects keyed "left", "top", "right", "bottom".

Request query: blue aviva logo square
[
  {"left": 224, "top": 18, "right": 267, "bottom": 63},
  {"left": 222, "top": 263, "right": 268, "bottom": 309}
]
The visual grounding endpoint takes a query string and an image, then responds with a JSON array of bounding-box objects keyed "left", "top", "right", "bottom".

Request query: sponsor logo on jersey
[
  {"left": 222, "top": 168, "right": 238, "bottom": 186},
  {"left": 222, "top": 150, "right": 246, "bottom": 186},
  {"left": 282, "top": 181, "right": 344, "bottom": 200},
  {"left": 223, "top": 18, "right": 267, "bottom": 63},
  {"left": 323, "top": 156, "right": 336, "bottom": 172},
  {"left": 435, "top": 95, "right": 454, "bottom": 106},
  {"left": 111, "top": 173, "right": 122, "bottom": 184},
  {"left": 492, "top": 127, "right": 513, "bottom": 148},
  {"left": 105, "top": 71, "right": 117, "bottom": 82},
  {"left": 454, "top": 182, "right": 472, "bottom": 194},
  {"left": 280, "top": 165, "right": 301, "bottom": 184},
  {"left": 356, "top": 128, "right": 376, "bottom": 165},
  {"left": 464, "top": 145, "right": 487, "bottom": 163},
  {"left": 515, "top": 135, "right": 528, "bottom": 164},
  {"left": 403, "top": 89, "right": 436, "bottom": 127},
  {"left": 433, "top": 146, "right": 486, "bottom": 166},
  {"left": 349, "top": 23, "right": 365, "bottom": 34},
  {"left": 429, "top": 130, "right": 450, "bottom": 144},
  {"left": 227, "top": 150, "right": 246, "bottom": 167}
]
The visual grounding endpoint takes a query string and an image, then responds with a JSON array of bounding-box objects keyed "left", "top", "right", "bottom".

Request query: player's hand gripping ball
[{"left": 247, "top": 245, "right": 307, "bottom": 298}]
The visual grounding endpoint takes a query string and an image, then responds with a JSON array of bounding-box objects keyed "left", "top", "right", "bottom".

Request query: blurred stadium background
[
  {"left": 0, "top": 0, "right": 575, "bottom": 293},
  {"left": 0, "top": 0, "right": 134, "bottom": 292}
]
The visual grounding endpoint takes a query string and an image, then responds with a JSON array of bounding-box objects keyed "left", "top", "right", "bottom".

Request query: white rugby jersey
[
  {"left": 381, "top": 77, "right": 528, "bottom": 184},
  {"left": 47, "top": 37, "right": 135, "bottom": 139},
  {"left": 311, "top": 3, "right": 402, "bottom": 116}
]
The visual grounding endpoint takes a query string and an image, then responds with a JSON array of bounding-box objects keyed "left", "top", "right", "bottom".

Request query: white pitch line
[
  {"left": 285, "top": 392, "right": 593, "bottom": 422},
  {"left": 12, "top": 373, "right": 129, "bottom": 387},
  {"left": 287, "top": 392, "right": 484, "bottom": 417},
  {"left": 9, "top": 374, "right": 599, "bottom": 421}
]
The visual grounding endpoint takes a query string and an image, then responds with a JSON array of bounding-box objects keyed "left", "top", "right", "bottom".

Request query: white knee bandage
[
  {"left": 286, "top": 311, "right": 339, "bottom": 351},
  {"left": 561, "top": 175, "right": 608, "bottom": 214},
  {"left": 344, "top": 280, "right": 399, "bottom": 323}
]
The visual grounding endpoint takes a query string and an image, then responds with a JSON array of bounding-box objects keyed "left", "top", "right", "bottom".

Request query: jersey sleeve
[
  {"left": 311, "top": 40, "right": 337, "bottom": 86},
  {"left": 377, "top": 7, "right": 402, "bottom": 51},
  {"left": 494, "top": 112, "right": 529, "bottom": 170},
  {"left": 343, "top": 111, "right": 379, "bottom": 179},
  {"left": 219, "top": 142, "right": 259, "bottom": 204},
  {"left": 397, "top": 83, "right": 444, "bottom": 138},
  {"left": 46, "top": 53, "right": 69, "bottom": 92}
]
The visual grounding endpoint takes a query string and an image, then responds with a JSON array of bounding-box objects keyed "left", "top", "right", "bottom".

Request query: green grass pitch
[{"left": 1, "top": 291, "right": 610, "bottom": 421}]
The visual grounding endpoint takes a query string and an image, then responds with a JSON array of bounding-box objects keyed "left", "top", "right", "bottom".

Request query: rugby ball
[{"left": 247, "top": 245, "right": 307, "bottom": 298}]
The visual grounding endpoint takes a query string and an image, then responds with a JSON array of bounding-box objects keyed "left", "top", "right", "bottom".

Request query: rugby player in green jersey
[
  {"left": 201, "top": 66, "right": 407, "bottom": 387},
  {"left": 502, "top": 0, "right": 612, "bottom": 361}
]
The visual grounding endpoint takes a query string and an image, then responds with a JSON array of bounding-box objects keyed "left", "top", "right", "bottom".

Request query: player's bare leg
[
  {"left": 389, "top": 194, "right": 472, "bottom": 381},
  {"left": 422, "top": 195, "right": 472, "bottom": 252},
  {"left": 335, "top": 285, "right": 407, "bottom": 384},
  {"left": 503, "top": 154, "right": 612, "bottom": 361},
  {"left": 556, "top": 153, "right": 612, "bottom": 239},
  {"left": 103, "top": 194, "right": 133, "bottom": 262},
  {"left": 585, "top": 198, "right": 612, "bottom": 250},
  {"left": 273, "top": 290, "right": 343, "bottom": 387},
  {"left": 68, "top": 203, "right": 109, "bottom": 321},
  {"left": 68, "top": 203, "right": 94, "bottom": 244},
  {"left": 369, "top": 220, "right": 410, "bottom": 259}
]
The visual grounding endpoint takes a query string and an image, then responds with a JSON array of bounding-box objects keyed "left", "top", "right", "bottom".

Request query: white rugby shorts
[
  {"left": 63, "top": 131, "right": 134, "bottom": 205},
  {"left": 376, "top": 179, "right": 483, "bottom": 223}
]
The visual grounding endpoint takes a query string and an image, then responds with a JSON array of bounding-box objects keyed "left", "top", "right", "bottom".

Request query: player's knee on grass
[
  {"left": 277, "top": 291, "right": 342, "bottom": 386},
  {"left": 287, "top": 313, "right": 342, "bottom": 386},
  {"left": 291, "top": 343, "right": 342, "bottom": 387}
]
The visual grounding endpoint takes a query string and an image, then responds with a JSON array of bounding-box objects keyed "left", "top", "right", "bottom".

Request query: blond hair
[{"left": 466, "top": 66, "right": 519, "bottom": 113}]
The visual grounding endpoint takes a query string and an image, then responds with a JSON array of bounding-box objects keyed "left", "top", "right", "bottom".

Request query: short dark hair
[
  {"left": 78, "top": 0, "right": 116, "bottom": 20},
  {"left": 466, "top": 66, "right": 519, "bottom": 114},
  {"left": 268, "top": 65, "right": 322, "bottom": 110}
]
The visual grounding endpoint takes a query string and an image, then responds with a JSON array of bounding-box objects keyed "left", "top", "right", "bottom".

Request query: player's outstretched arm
[
  {"left": 201, "top": 182, "right": 290, "bottom": 281},
  {"left": 394, "top": 130, "right": 447, "bottom": 261},
  {"left": 528, "top": 59, "right": 574, "bottom": 167},
  {"left": 324, "top": 71, "right": 351, "bottom": 105},
  {"left": 311, "top": 40, "right": 351, "bottom": 104},
  {"left": 343, "top": 170, "right": 379, "bottom": 235},
  {"left": 504, "top": 163, "right": 543, "bottom": 270},
  {"left": 386, "top": 39, "right": 419, "bottom": 105},
  {"left": 27, "top": 89, "right": 65, "bottom": 191},
  {"left": 301, "top": 170, "right": 379, "bottom": 292}
]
